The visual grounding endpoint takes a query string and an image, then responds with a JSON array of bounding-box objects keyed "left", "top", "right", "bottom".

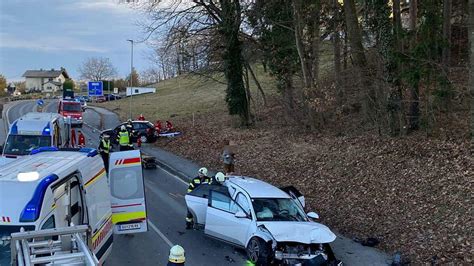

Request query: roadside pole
[{"left": 127, "top": 39, "right": 134, "bottom": 120}]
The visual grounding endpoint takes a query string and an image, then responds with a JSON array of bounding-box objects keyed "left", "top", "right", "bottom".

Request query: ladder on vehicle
[{"left": 10, "top": 225, "right": 99, "bottom": 266}]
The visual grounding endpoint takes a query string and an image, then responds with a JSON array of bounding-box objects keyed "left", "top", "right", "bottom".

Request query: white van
[
  {"left": 0, "top": 148, "right": 148, "bottom": 265},
  {"left": 2, "top": 112, "right": 67, "bottom": 159}
]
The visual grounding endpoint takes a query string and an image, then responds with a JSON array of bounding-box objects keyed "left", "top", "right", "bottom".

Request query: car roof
[
  {"left": 12, "top": 112, "right": 60, "bottom": 133},
  {"left": 0, "top": 151, "right": 88, "bottom": 183},
  {"left": 119, "top": 121, "right": 150, "bottom": 125},
  {"left": 227, "top": 176, "right": 290, "bottom": 198},
  {"left": 61, "top": 100, "right": 80, "bottom": 104}
]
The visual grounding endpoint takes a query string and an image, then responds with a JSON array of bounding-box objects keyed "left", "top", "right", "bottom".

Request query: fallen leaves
[{"left": 155, "top": 100, "right": 473, "bottom": 264}]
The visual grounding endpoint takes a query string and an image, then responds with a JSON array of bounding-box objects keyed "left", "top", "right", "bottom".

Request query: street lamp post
[{"left": 127, "top": 39, "right": 134, "bottom": 120}]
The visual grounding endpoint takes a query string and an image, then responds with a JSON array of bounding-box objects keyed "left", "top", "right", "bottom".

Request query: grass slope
[{"left": 97, "top": 66, "right": 276, "bottom": 122}]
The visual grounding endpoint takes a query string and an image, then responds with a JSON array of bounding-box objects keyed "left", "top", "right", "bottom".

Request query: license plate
[{"left": 119, "top": 223, "right": 141, "bottom": 231}]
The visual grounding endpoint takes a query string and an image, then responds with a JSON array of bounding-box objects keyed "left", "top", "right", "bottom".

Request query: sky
[{"left": 0, "top": 0, "right": 152, "bottom": 81}]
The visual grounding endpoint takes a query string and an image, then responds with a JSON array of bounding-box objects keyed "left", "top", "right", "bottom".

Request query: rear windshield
[
  {"left": 0, "top": 225, "right": 35, "bottom": 265},
  {"left": 62, "top": 102, "right": 82, "bottom": 112},
  {"left": 3, "top": 135, "right": 51, "bottom": 155}
]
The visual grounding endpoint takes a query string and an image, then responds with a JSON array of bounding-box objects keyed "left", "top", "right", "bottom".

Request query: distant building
[
  {"left": 125, "top": 87, "right": 156, "bottom": 96},
  {"left": 23, "top": 68, "right": 70, "bottom": 93}
]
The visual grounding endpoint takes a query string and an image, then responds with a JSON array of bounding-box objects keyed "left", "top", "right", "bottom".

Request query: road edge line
[{"left": 148, "top": 220, "right": 174, "bottom": 248}]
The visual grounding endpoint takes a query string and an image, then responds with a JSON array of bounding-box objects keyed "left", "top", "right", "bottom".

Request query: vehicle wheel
[
  {"left": 246, "top": 237, "right": 270, "bottom": 266},
  {"left": 140, "top": 135, "right": 148, "bottom": 143}
]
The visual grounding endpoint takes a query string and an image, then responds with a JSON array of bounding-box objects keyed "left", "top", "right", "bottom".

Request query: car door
[
  {"left": 185, "top": 185, "right": 210, "bottom": 225},
  {"left": 109, "top": 150, "right": 148, "bottom": 234},
  {"left": 185, "top": 184, "right": 229, "bottom": 225},
  {"left": 205, "top": 190, "right": 252, "bottom": 247}
]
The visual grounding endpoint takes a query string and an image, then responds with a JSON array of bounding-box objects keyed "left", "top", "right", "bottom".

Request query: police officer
[
  {"left": 185, "top": 167, "right": 210, "bottom": 229},
  {"left": 167, "top": 245, "right": 185, "bottom": 266},
  {"left": 117, "top": 125, "right": 133, "bottom": 151},
  {"left": 98, "top": 134, "right": 111, "bottom": 171}
]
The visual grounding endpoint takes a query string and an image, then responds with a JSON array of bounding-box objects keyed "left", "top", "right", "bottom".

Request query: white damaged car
[{"left": 185, "top": 176, "right": 343, "bottom": 265}]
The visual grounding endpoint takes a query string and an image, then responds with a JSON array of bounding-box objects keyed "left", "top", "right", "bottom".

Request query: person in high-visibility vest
[
  {"left": 167, "top": 245, "right": 185, "bottom": 266},
  {"left": 186, "top": 167, "right": 211, "bottom": 229},
  {"left": 98, "top": 134, "right": 111, "bottom": 171},
  {"left": 117, "top": 125, "right": 133, "bottom": 151}
]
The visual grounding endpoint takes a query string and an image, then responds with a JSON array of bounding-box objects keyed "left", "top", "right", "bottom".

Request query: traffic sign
[
  {"left": 36, "top": 99, "right": 44, "bottom": 106},
  {"left": 88, "top": 81, "right": 103, "bottom": 96}
]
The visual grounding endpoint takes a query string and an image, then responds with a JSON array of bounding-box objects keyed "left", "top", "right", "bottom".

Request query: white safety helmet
[
  {"left": 168, "top": 245, "right": 185, "bottom": 263},
  {"left": 215, "top": 172, "right": 225, "bottom": 183},
  {"left": 198, "top": 167, "right": 208, "bottom": 177},
  {"left": 120, "top": 125, "right": 126, "bottom": 131}
]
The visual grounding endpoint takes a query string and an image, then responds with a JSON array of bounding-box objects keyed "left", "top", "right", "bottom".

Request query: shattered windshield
[
  {"left": 0, "top": 225, "right": 35, "bottom": 265},
  {"left": 3, "top": 135, "right": 51, "bottom": 155},
  {"left": 252, "top": 198, "right": 308, "bottom": 222}
]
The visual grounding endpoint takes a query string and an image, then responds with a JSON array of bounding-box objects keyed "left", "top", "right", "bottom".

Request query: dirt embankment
[{"left": 155, "top": 101, "right": 472, "bottom": 264}]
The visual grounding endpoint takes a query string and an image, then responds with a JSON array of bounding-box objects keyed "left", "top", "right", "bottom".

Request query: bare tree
[
  {"left": 140, "top": 67, "right": 162, "bottom": 85},
  {"left": 78, "top": 57, "right": 118, "bottom": 81}
]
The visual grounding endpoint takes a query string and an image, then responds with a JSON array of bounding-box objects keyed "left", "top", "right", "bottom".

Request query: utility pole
[{"left": 127, "top": 39, "right": 134, "bottom": 120}]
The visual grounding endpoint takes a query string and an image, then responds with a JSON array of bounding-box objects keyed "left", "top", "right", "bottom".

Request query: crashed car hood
[{"left": 259, "top": 221, "right": 336, "bottom": 244}]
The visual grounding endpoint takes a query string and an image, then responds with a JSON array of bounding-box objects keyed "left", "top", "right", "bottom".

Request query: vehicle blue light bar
[
  {"left": 20, "top": 174, "right": 59, "bottom": 222},
  {"left": 10, "top": 121, "right": 18, "bottom": 134},
  {"left": 79, "top": 148, "right": 98, "bottom": 157},
  {"left": 42, "top": 123, "right": 51, "bottom": 136},
  {"left": 30, "top": 146, "right": 59, "bottom": 155}
]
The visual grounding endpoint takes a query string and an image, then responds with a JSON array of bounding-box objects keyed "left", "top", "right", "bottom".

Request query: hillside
[{"left": 96, "top": 68, "right": 472, "bottom": 264}]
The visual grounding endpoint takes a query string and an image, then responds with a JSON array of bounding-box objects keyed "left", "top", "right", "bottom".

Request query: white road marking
[
  {"left": 159, "top": 164, "right": 189, "bottom": 186},
  {"left": 148, "top": 219, "right": 174, "bottom": 248}
]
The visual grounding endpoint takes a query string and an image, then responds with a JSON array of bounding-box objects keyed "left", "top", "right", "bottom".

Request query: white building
[
  {"left": 23, "top": 68, "right": 69, "bottom": 93},
  {"left": 126, "top": 87, "right": 156, "bottom": 96}
]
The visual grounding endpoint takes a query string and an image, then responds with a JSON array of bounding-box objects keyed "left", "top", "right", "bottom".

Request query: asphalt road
[{"left": 7, "top": 100, "right": 248, "bottom": 266}]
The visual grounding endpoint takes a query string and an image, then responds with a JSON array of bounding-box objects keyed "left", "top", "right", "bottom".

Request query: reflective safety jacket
[
  {"left": 99, "top": 139, "right": 111, "bottom": 154},
  {"left": 118, "top": 130, "right": 131, "bottom": 146},
  {"left": 187, "top": 176, "right": 211, "bottom": 193}
]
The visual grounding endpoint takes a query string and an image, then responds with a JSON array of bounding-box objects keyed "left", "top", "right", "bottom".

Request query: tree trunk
[
  {"left": 245, "top": 62, "right": 267, "bottom": 106},
  {"left": 293, "top": 0, "right": 313, "bottom": 89},
  {"left": 469, "top": 0, "right": 474, "bottom": 153},
  {"left": 333, "top": 0, "right": 342, "bottom": 103},
  {"left": 407, "top": 0, "right": 420, "bottom": 131},
  {"left": 311, "top": 0, "right": 321, "bottom": 82},
  {"left": 393, "top": 0, "right": 402, "bottom": 39},
  {"left": 343, "top": 0, "right": 367, "bottom": 69},
  {"left": 442, "top": 0, "right": 452, "bottom": 74},
  {"left": 343, "top": 0, "right": 375, "bottom": 123},
  {"left": 219, "top": 0, "right": 250, "bottom": 125},
  {"left": 176, "top": 46, "right": 182, "bottom": 75},
  {"left": 409, "top": 0, "right": 417, "bottom": 31},
  {"left": 389, "top": 0, "right": 403, "bottom": 136}
]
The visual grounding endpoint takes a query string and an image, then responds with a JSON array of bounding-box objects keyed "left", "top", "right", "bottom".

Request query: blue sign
[
  {"left": 36, "top": 99, "right": 44, "bottom": 106},
  {"left": 88, "top": 81, "right": 103, "bottom": 96}
]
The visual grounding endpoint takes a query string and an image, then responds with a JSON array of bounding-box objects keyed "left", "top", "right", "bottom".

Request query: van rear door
[{"left": 108, "top": 150, "right": 148, "bottom": 234}]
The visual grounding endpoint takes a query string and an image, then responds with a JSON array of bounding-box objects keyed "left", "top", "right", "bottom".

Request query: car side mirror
[
  {"left": 307, "top": 212, "right": 319, "bottom": 220},
  {"left": 234, "top": 211, "right": 248, "bottom": 219}
]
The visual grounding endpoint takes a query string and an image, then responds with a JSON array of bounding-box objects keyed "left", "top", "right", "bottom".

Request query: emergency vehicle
[
  {"left": 0, "top": 148, "right": 148, "bottom": 265},
  {"left": 1, "top": 112, "right": 67, "bottom": 161},
  {"left": 58, "top": 99, "right": 83, "bottom": 127}
]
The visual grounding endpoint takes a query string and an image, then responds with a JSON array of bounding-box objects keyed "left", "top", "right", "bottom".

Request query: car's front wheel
[{"left": 246, "top": 237, "right": 271, "bottom": 266}]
